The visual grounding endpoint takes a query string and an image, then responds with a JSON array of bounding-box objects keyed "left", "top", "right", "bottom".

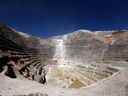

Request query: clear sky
[{"left": 0, "top": 0, "right": 128, "bottom": 37}]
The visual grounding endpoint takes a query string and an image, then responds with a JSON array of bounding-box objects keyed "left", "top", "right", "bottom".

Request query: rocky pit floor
[
  {"left": 1, "top": 63, "right": 128, "bottom": 96},
  {"left": 46, "top": 64, "right": 119, "bottom": 89}
]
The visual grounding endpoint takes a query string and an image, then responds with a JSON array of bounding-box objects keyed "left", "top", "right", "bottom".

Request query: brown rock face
[
  {"left": 63, "top": 30, "right": 104, "bottom": 63},
  {"left": 54, "top": 30, "right": 128, "bottom": 62},
  {"left": 0, "top": 24, "right": 53, "bottom": 84},
  {"left": 104, "top": 31, "right": 128, "bottom": 61}
]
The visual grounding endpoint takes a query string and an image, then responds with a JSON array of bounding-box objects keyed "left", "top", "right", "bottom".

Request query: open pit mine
[{"left": 0, "top": 24, "right": 128, "bottom": 96}]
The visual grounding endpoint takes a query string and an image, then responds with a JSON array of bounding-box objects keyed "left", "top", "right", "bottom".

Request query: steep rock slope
[
  {"left": 50, "top": 30, "right": 128, "bottom": 63},
  {"left": 0, "top": 24, "right": 53, "bottom": 84},
  {"left": 63, "top": 30, "right": 105, "bottom": 63},
  {"left": 104, "top": 31, "right": 128, "bottom": 61},
  {"left": 0, "top": 24, "right": 44, "bottom": 51}
]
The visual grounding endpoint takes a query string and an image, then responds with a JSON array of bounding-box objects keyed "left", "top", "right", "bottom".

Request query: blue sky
[{"left": 0, "top": 0, "right": 128, "bottom": 37}]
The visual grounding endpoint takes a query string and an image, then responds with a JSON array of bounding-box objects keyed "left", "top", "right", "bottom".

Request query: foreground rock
[{"left": 0, "top": 68, "right": 128, "bottom": 96}]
